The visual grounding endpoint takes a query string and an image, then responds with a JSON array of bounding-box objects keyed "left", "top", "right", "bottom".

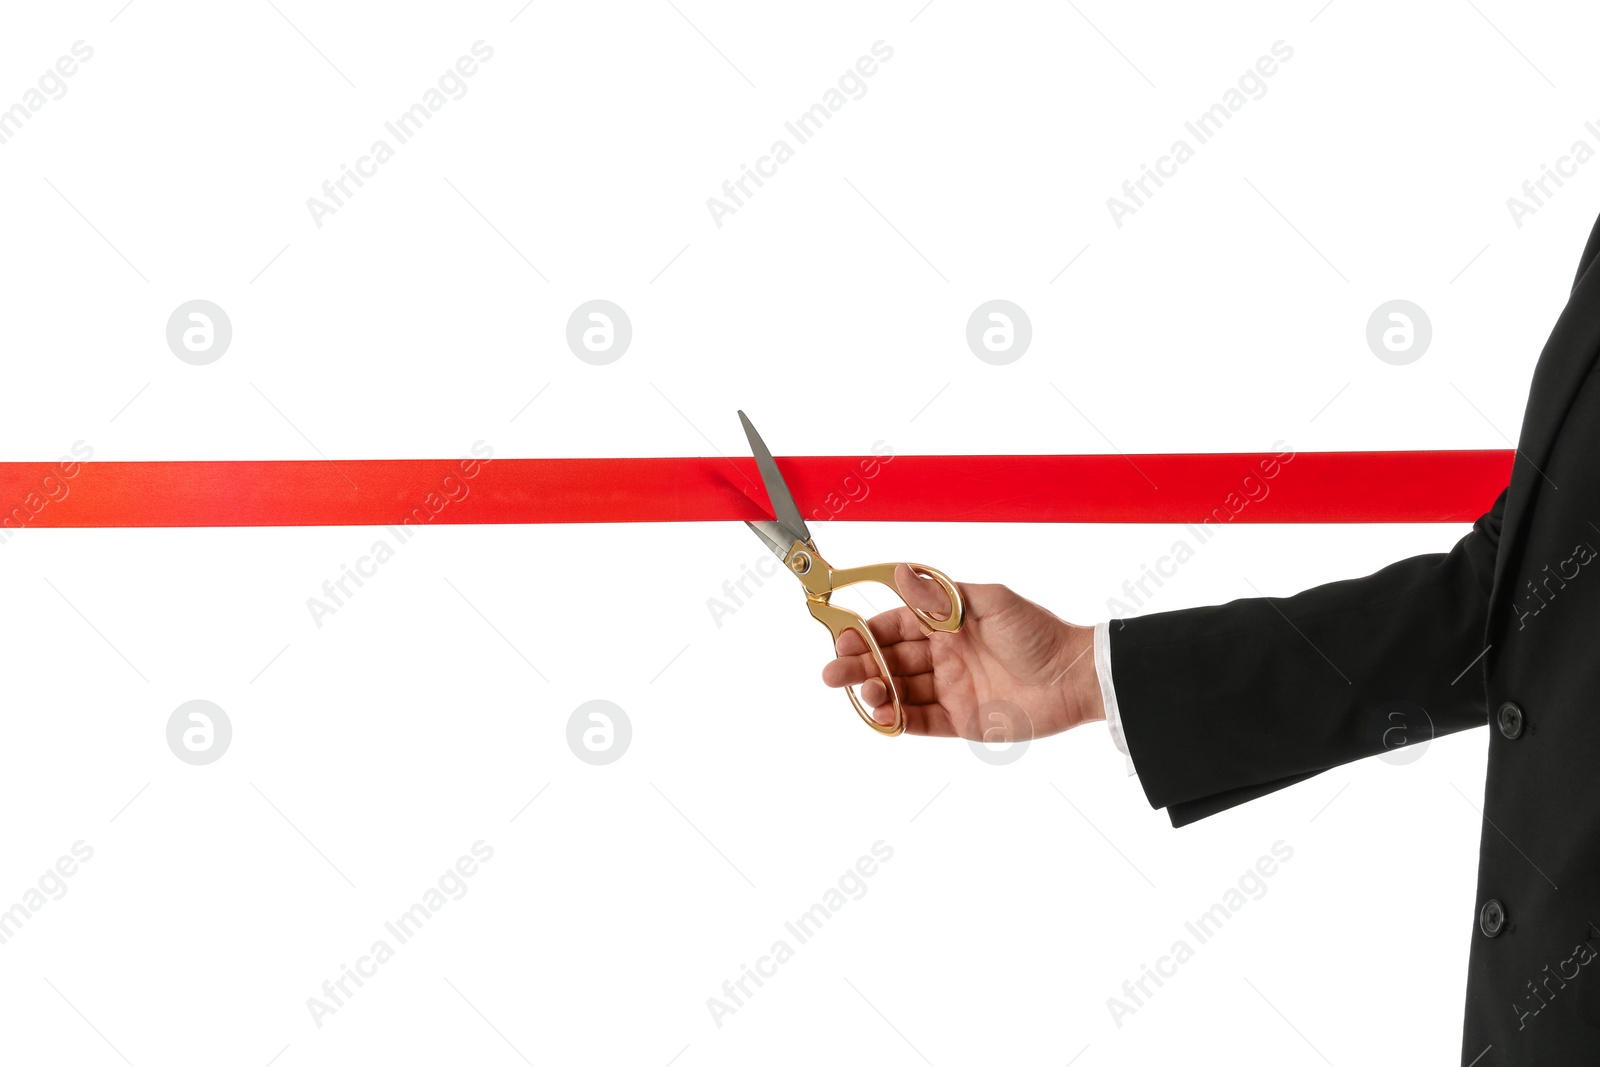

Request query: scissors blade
[
  {"left": 738, "top": 410, "right": 811, "bottom": 546},
  {"left": 744, "top": 519, "right": 793, "bottom": 561}
]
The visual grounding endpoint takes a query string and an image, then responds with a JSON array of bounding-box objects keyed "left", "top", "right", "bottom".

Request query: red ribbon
[{"left": 0, "top": 451, "right": 1512, "bottom": 529}]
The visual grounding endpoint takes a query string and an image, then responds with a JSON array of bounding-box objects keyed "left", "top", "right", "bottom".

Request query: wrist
[{"left": 1061, "top": 622, "right": 1105, "bottom": 726}]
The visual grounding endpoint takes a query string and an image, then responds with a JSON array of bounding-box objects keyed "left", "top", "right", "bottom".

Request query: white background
[{"left": 0, "top": 1, "right": 1593, "bottom": 1063}]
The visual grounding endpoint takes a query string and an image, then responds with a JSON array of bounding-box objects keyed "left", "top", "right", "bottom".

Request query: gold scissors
[{"left": 738, "top": 411, "right": 966, "bottom": 736}]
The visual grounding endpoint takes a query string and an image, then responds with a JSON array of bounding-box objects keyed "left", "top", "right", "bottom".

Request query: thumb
[{"left": 894, "top": 563, "right": 955, "bottom": 622}]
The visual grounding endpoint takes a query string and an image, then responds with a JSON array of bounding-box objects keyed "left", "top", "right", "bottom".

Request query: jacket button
[
  {"left": 1480, "top": 898, "right": 1507, "bottom": 937},
  {"left": 1497, "top": 702, "right": 1524, "bottom": 740}
]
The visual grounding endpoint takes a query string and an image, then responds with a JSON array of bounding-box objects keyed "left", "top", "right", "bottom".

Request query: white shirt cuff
[{"left": 1094, "top": 621, "right": 1137, "bottom": 777}]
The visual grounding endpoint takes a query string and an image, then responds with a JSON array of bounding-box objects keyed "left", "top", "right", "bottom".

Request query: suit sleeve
[{"left": 1110, "top": 487, "right": 1506, "bottom": 827}]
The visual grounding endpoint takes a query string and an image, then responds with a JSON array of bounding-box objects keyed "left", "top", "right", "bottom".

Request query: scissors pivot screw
[{"left": 790, "top": 553, "right": 812, "bottom": 575}]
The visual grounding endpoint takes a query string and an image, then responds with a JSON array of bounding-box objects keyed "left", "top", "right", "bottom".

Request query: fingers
[
  {"left": 821, "top": 637, "right": 933, "bottom": 688},
  {"left": 861, "top": 681, "right": 949, "bottom": 736},
  {"left": 861, "top": 677, "right": 890, "bottom": 714},
  {"left": 863, "top": 697, "right": 957, "bottom": 737},
  {"left": 848, "top": 604, "right": 930, "bottom": 649},
  {"left": 837, "top": 666, "right": 954, "bottom": 736},
  {"left": 859, "top": 671, "right": 938, "bottom": 707},
  {"left": 812, "top": 581, "right": 962, "bottom": 733}
]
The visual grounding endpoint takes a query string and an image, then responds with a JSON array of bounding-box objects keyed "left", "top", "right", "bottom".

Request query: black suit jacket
[{"left": 1111, "top": 211, "right": 1600, "bottom": 1062}]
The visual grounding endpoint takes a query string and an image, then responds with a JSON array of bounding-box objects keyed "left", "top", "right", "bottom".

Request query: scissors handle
[
  {"left": 808, "top": 599, "right": 905, "bottom": 735},
  {"left": 805, "top": 562, "right": 965, "bottom": 736},
  {"left": 830, "top": 562, "right": 965, "bottom": 634}
]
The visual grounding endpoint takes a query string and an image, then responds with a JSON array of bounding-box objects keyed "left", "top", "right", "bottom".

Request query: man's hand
[{"left": 821, "top": 565, "right": 1105, "bottom": 740}]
